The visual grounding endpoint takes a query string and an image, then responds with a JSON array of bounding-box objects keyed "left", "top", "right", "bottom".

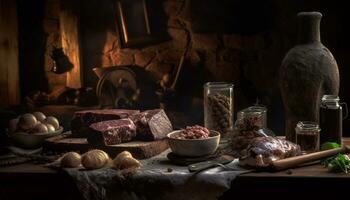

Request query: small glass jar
[
  {"left": 295, "top": 121, "right": 320, "bottom": 153},
  {"left": 235, "top": 107, "right": 265, "bottom": 131},
  {"left": 204, "top": 82, "right": 234, "bottom": 139}
]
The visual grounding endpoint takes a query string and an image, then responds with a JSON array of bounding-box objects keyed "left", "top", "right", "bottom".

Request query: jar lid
[
  {"left": 237, "top": 107, "right": 263, "bottom": 117},
  {"left": 248, "top": 105, "right": 267, "bottom": 113},
  {"left": 204, "top": 82, "right": 234, "bottom": 89},
  {"left": 296, "top": 121, "right": 320, "bottom": 131},
  {"left": 321, "top": 95, "right": 340, "bottom": 108}
]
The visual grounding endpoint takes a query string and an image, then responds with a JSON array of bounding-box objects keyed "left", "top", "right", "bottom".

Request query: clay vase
[{"left": 279, "top": 12, "right": 339, "bottom": 142}]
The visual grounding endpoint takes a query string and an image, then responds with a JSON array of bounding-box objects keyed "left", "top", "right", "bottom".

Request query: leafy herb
[
  {"left": 320, "top": 142, "right": 350, "bottom": 173},
  {"left": 320, "top": 142, "right": 340, "bottom": 151},
  {"left": 322, "top": 154, "right": 350, "bottom": 173}
]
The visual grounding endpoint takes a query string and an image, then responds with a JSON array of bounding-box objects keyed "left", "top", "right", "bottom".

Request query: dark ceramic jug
[{"left": 279, "top": 12, "right": 339, "bottom": 142}]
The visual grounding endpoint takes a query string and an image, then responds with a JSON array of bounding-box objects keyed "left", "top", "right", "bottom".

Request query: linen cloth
[{"left": 65, "top": 149, "right": 248, "bottom": 200}]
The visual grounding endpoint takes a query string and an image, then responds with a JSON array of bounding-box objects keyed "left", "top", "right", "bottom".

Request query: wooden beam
[
  {"left": 59, "top": 0, "right": 82, "bottom": 89},
  {"left": 0, "top": 0, "right": 20, "bottom": 109}
]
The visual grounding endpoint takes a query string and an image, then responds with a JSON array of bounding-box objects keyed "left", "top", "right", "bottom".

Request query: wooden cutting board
[{"left": 43, "top": 132, "right": 169, "bottom": 159}]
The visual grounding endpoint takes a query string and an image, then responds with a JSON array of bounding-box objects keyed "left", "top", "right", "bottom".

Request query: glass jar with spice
[{"left": 203, "top": 82, "right": 234, "bottom": 139}]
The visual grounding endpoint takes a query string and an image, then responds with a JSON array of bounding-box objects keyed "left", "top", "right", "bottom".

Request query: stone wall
[{"left": 39, "top": 0, "right": 350, "bottom": 134}]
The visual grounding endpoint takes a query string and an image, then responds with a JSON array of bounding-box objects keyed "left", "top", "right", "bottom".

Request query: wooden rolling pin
[{"left": 270, "top": 145, "right": 349, "bottom": 171}]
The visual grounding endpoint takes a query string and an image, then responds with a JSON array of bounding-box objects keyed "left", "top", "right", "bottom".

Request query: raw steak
[
  {"left": 70, "top": 109, "right": 139, "bottom": 137},
  {"left": 130, "top": 109, "right": 173, "bottom": 140},
  {"left": 87, "top": 118, "right": 137, "bottom": 145},
  {"left": 239, "top": 136, "right": 301, "bottom": 168}
]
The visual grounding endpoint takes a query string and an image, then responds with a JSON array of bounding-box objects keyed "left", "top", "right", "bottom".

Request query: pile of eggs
[{"left": 8, "top": 112, "right": 60, "bottom": 135}]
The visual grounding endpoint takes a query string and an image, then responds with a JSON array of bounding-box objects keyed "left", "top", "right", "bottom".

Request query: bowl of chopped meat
[{"left": 167, "top": 125, "right": 220, "bottom": 157}]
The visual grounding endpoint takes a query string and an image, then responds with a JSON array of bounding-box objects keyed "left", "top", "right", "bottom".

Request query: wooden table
[
  {"left": 1, "top": 139, "right": 350, "bottom": 200},
  {"left": 2, "top": 162, "right": 350, "bottom": 200}
]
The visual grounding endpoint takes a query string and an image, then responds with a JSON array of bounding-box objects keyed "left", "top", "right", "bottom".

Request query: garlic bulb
[
  {"left": 116, "top": 151, "right": 132, "bottom": 160},
  {"left": 61, "top": 152, "right": 81, "bottom": 168},
  {"left": 113, "top": 151, "right": 141, "bottom": 170},
  {"left": 81, "top": 149, "right": 110, "bottom": 170}
]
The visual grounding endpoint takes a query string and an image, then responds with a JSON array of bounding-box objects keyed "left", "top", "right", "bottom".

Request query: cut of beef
[
  {"left": 71, "top": 109, "right": 139, "bottom": 137},
  {"left": 130, "top": 109, "right": 173, "bottom": 141},
  {"left": 87, "top": 118, "right": 137, "bottom": 145}
]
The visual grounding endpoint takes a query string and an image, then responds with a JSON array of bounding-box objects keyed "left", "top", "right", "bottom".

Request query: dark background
[{"left": 1, "top": 0, "right": 350, "bottom": 136}]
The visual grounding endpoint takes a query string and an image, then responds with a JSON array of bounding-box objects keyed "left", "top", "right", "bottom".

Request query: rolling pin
[{"left": 270, "top": 145, "right": 349, "bottom": 171}]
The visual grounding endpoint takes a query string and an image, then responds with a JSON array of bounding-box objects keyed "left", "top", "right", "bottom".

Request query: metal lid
[{"left": 321, "top": 95, "right": 340, "bottom": 108}]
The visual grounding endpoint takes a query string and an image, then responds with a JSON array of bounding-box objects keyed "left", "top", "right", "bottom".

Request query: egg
[
  {"left": 45, "top": 123, "right": 56, "bottom": 133},
  {"left": 30, "top": 123, "right": 48, "bottom": 134},
  {"left": 44, "top": 116, "right": 59, "bottom": 130},
  {"left": 33, "top": 112, "right": 46, "bottom": 122},
  {"left": 18, "top": 113, "right": 38, "bottom": 130},
  {"left": 8, "top": 118, "right": 19, "bottom": 132}
]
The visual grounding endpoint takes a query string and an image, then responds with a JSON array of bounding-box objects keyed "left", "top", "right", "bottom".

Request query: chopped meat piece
[
  {"left": 71, "top": 109, "right": 139, "bottom": 137},
  {"left": 130, "top": 109, "right": 173, "bottom": 140},
  {"left": 239, "top": 136, "right": 301, "bottom": 168},
  {"left": 87, "top": 119, "right": 137, "bottom": 145},
  {"left": 173, "top": 125, "right": 210, "bottom": 139}
]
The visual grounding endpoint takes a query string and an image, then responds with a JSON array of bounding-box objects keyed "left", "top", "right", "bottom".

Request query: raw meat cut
[
  {"left": 239, "top": 136, "right": 301, "bottom": 168},
  {"left": 87, "top": 118, "right": 137, "bottom": 145},
  {"left": 71, "top": 109, "right": 139, "bottom": 137},
  {"left": 130, "top": 109, "right": 173, "bottom": 140}
]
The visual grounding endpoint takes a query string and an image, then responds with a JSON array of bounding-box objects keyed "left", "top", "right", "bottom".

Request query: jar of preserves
[
  {"left": 203, "top": 82, "right": 234, "bottom": 139},
  {"left": 295, "top": 121, "right": 320, "bottom": 153},
  {"left": 235, "top": 107, "right": 265, "bottom": 131},
  {"left": 319, "top": 95, "right": 347, "bottom": 145}
]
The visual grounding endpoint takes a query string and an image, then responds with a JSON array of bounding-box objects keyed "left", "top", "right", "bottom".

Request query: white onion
[
  {"left": 45, "top": 123, "right": 56, "bottom": 133},
  {"left": 31, "top": 123, "right": 48, "bottom": 134},
  {"left": 18, "top": 113, "right": 37, "bottom": 130},
  {"left": 33, "top": 112, "right": 46, "bottom": 122},
  {"left": 44, "top": 116, "right": 59, "bottom": 130},
  {"left": 8, "top": 118, "right": 19, "bottom": 132}
]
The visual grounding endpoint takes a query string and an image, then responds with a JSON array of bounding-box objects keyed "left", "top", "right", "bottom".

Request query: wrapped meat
[{"left": 239, "top": 136, "right": 301, "bottom": 168}]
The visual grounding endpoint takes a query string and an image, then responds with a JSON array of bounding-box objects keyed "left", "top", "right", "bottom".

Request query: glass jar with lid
[
  {"left": 203, "top": 82, "right": 234, "bottom": 139},
  {"left": 295, "top": 121, "right": 320, "bottom": 153},
  {"left": 320, "top": 95, "right": 347, "bottom": 145},
  {"left": 231, "top": 106, "right": 267, "bottom": 154}
]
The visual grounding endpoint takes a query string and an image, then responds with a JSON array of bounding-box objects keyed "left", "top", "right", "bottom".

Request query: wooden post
[
  {"left": 59, "top": 0, "right": 82, "bottom": 89},
  {"left": 0, "top": 0, "right": 20, "bottom": 108}
]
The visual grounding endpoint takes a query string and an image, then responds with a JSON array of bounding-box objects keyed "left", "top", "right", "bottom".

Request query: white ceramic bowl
[
  {"left": 9, "top": 126, "right": 63, "bottom": 149},
  {"left": 167, "top": 130, "right": 220, "bottom": 157}
]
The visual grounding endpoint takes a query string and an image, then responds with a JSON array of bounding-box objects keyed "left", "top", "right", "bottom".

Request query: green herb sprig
[
  {"left": 322, "top": 153, "right": 350, "bottom": 173},
  {"left": 320, "top": 142, "right": 350, "bottom": 173}
]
